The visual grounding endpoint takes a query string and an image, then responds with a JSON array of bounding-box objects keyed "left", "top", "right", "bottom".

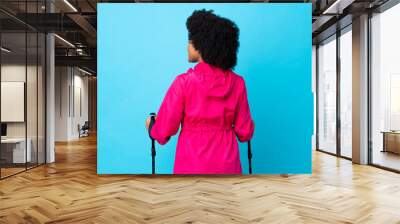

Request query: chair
[{"left": 78, "top": 121, "right": 90, "bottom": 138}]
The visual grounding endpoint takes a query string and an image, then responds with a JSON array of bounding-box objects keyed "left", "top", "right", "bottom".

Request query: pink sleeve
[
  {"left": 234, "top": 78, "right": 254, "bottom": 142},
  {"left": 150, "top": 75, "right": 185, "bottom": 145}
]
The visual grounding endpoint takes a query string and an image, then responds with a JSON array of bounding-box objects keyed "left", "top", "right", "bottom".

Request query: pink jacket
[{"left": 150, "top": 62, "right": 254, "bottom": 174}]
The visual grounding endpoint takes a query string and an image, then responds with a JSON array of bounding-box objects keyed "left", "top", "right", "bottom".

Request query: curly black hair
[{"left": 186, "top": 9, "right": 239, "bottom": 70}]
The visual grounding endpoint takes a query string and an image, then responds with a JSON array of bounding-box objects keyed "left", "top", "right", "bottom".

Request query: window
[
  {"left": 339, "top": 27, "right": 352, "bottom": 158},
  {"left": 371, "top": 3, "right": 400, "bottom": 171},
  {"left": 317, "top": 35, "right": 337, "bottom": 154}
]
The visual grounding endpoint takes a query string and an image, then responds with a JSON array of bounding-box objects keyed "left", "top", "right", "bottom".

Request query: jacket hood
[{"left": 189, "top": 62, "right": 234, "bottom": 99}]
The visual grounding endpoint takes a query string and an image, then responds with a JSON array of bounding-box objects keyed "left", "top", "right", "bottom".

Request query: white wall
[
  {"left": 55, "top": 66, "right": 69, "bottom": 141},
  {"left": 70, "top": 72, "right": 89, "bottom": 139},
  {"left": 55, "top": 67, "right": 89, "bottom": 141}
]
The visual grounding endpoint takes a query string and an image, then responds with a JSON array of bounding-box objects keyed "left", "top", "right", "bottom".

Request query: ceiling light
[
  {"left": 63, "top": 0, "right": 78, "bottom": 12},
  {"left": 322, "top": 0, "right": 356, "bottom": 15},
  {"left": 54, "top": 34, "right": 75, "bottom": 48},
  {"left": 1, "top": 47, "right": 11, "bottom": 53},
  {"left": 76, "top": 48, "right": 85, "bottom": 55},
  {"left": 78, "top": 67, "right": 93, "bottom": 76}
]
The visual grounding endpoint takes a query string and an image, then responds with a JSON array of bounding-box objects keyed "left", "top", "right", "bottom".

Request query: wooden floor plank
[{"left": 0, "top": 135, "right": 400, "bottom": 223}]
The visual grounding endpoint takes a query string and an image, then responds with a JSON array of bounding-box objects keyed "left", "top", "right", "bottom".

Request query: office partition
[{"left": 0, "top": 1, "right": 47, "bottom": 179}]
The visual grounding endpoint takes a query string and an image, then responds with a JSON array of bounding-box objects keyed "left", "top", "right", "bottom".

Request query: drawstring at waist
[{"left": 181, "top": 125, "right": 233, "bottom": 132}]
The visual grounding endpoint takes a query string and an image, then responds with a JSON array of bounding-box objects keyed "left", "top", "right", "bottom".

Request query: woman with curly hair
[{"left": 146, "top": 9, "right": 254, "bottom": 174}]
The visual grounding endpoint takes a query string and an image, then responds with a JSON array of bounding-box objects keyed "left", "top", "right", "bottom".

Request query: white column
[
  {"left": 46, "top": 32, "right": 55, "bottom": 163},
  {"left": 45, "top": 0, "right": 55, "bottom": 163},
  {"left": 352, "top": 14, "right": 369, "bottom": 164}
]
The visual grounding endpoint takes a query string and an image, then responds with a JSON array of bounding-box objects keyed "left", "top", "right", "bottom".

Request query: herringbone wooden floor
[{"left": 1, "top": 135, "right": 400, "bottom": 224}]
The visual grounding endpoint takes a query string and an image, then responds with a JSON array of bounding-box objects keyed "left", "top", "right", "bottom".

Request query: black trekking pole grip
[
  {"left": 248, "top": 140, "right": 253, "bottom": 174},
  {"left": 148, "top": 112, "right": 156, "bottom": 174}
]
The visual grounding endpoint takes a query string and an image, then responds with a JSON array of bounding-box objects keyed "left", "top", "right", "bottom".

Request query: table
[
  {"left": 381, "top": 131, "right": 400, "bottom": 154},
  {"left": 1, "top": 138, "right": 32, "bottom": 164}
]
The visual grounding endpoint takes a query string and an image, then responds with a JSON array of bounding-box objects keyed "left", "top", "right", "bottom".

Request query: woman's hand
[{"left": 145, "top": 116, "right": 157, "bottom": 130}]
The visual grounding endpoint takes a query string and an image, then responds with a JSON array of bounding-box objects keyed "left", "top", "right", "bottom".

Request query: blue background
[{"left": 98, "top": 3, "right": 312, "bottom": 174}]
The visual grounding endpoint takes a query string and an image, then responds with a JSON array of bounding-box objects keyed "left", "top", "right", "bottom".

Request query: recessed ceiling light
[
  {"left": 54, "top": 34, "right": 75, "bottom": 48},
  {"left": 1, "top": 47, "right": 11, "bottom": 53},
  {"left": 63, "top": 0, "right": 78, "bottom": 12},
  {"left": 78, "top": 67, "right": 93, "bottom": 76},
  {"left": 322, "top": 0, "right": 354, "bottom": 15}
]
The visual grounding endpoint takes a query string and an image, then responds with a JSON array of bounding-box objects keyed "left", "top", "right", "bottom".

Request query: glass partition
[
  {"left": 317, "top": 35, "right": 337, "bottom": 154},
  {"left": 1, "top": 31, "right": 28, "bottom": 177},
  {"left": 371, "top": 4, "right": 400, "bottom": 171},
  {"left": 0, "top": 1, "right": 46, "bottom": 179}
]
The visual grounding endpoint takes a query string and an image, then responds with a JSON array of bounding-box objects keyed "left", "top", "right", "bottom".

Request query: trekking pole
[
  {"left": 148, "top": 112, "right": 157, "bottom": 174},
  {"left": 248, "top": 140, "right": 253, "bottom": 174}
]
